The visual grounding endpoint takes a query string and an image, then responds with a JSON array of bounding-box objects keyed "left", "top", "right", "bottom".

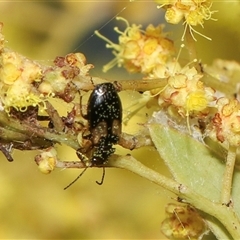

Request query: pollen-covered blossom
[
  {"left": 155, "top": 0, "right": 216, "bottom": 40},
  {"left": 161, "top": 203, "right": 208, "bottom": 239},
  {"left": 0, "top": 51, "right": 94, "bottom": 113},
  {"left": 95, "top": 17, "right": 175, "bottom": 74},
  {"left": 0, "top": 50, "right": 44, "bottom": 113},
  {"left": 0, "top": 23, "right": 96, "bottom": 114},
  {"left": 211, "top": 97, "right": 240, "bottom": 146},
  {"left": 0, "top": 37, "right": 93, "bottom": 113},
  {"left": 156, "top": 65, "right": 215, "bottom": 118}
]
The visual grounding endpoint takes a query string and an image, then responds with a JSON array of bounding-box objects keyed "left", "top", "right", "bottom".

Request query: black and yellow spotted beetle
[{"left": 64, "top": 82, "right": 122, "bottom": 189}]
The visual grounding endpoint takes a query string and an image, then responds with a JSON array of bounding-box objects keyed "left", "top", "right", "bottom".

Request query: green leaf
[
  {"left": 149, "top": 123, "right": 224, "bottom": 201},
  {"left": 148, "top": 123, "right": 240, "bottom": 239}
]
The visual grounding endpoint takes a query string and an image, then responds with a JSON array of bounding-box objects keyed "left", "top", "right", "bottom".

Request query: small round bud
[{"left": 35, "top": 148, "right": 57, "bottom": 174}]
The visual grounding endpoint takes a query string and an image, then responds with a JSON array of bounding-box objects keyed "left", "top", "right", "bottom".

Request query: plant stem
[
  {"left": 110, "top": 154, "right": 181, "bottom": 193},
  {"left": 45, "top": 101, "right": 65, "bottom": 132},
  {"left": 75, "top": 76, "right": 168, "bottom": 92},
  {"left": 110, "top": 154, "right": 240, "bottom": 239},
  {"left": 201, "top": 72, "right": 236, "bottom": 97},
  {"left": 56, "top": 154, "right": 240, "bottom": 238},
  {"left": 221, "top": 145, "right": 237, "bottom": 205},
  {"left": 0, "top": 111, "right": 79, "bottom": 150},
  {"left": 184, "top": 24, "right": 201, "bottom": 72}
]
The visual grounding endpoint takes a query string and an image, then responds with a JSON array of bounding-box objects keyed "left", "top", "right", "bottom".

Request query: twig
[
  {"left": 119, "top": 132, "right": 153, "bottom": 150},
  {"left": 0, "top": 143, "right": 13, "bottom": 162},
  {"left": 184, "top": 23, "right": 203, "bottom": 73},
  {"left": 221, "top": 145, "right": 237, "bottom": 206},
  {"left": 109, "top": 154, "right": 240, "bottom": 239},
  {"left": 45, "top": 101, "right": 65, "bottom": 132},
  {"left": 0, "top": 111, "right": 79, "bottom": 150},
  {"left": 54, "top": 151, "right": 240, "bottom": 239},
  {"left": 74, "top": 76, "right": 168, "bottom": 92}
]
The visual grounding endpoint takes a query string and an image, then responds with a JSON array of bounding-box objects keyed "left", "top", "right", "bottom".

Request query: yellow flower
[
  {"left": 0, "top": 52, "right": 22, "bottom": 84},
  {"left": 160, "top": 66, "right": 215, "bottom": 117},
  {"left": 2, "top": 81, "right": 45, "bottom": 112},
  {"left": 212, "top": 97, "right": 240, "bottom": 146},
  {"left": 155, "top": 0, "right": 217, "bottom": 41},
  {"left": 95, "top": 17, "right": 175, "bottom": 74},
  {"left": 0, "top": 51, "right": 42, "bottom": 85},
  {"left": 186, "top": 91, "right": 208, "bottom": 112},
  {"left": 0, "top": 50, "right": 45, "bottom": 113},
  {"left": 35, "top": 147, "right": 57, "bottom": 174},
  {"left": 161, "top": 203, "right": 209, "bottom": 239},
  {"left": 165, "top": 6, "right": 184, "bottom": 24}
]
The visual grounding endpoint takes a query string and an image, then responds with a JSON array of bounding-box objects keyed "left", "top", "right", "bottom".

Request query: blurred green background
[{"left": 0, "top": 1, "right": 239, "bottom": 239}]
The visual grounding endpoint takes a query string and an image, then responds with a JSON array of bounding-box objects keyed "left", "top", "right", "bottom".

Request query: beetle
[
  {"left": 64, "top": 82, "right": 122, "bottom": 189},
  {"left": 86, "top": 82, "right": 122, "bottom": 165}
]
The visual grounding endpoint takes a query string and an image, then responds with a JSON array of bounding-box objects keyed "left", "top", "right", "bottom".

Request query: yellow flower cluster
[
  {"left": 0, "top": 50, "right": 44, "bottom": 113},
  {"left": 157, "top": 66, "right": 215, "bottom": 118},
  {"left": 96, "top": 17, "right": 222, "bottom": 135},
  {"left": 155, "top": 0, "right": 216, "bottom": 40},
  {"left": 212, "top": 97, "right": 240, "bottom": 147},
  {"left": 95, "top": 17, "right": 175, "bottom": 74},
  {"left": 0, "top": 23, "right": 94, "bottom": 114}
]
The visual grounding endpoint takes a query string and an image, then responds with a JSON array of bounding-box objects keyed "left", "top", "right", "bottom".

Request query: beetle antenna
[
  {"left": 64, "top": 167, "right": 88, "bottom": 190},
  {"left": 90, "top": 77, "right": 95, "bottom": 87},
  {"left": 96, "top": 167, "right": 105, "bottom": 185}
]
